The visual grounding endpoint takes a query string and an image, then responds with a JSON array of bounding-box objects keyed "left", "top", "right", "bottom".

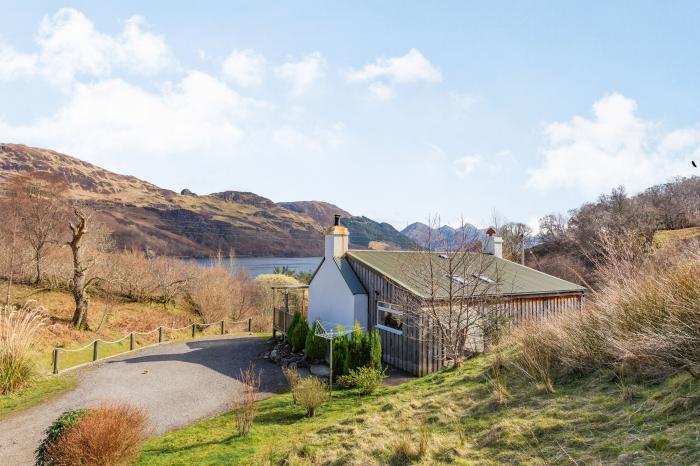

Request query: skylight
[{"left": 472, "top": 273, "right": 495, "bottom": 284}]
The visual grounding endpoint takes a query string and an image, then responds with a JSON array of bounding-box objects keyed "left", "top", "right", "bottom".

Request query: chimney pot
[{"left": 334, "top": 214, "right": 340, "bottom": 226}]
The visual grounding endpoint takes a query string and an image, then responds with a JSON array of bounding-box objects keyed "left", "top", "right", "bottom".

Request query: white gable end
[{"left": 308, "top": 259, "right": 367, "bottom": 330}]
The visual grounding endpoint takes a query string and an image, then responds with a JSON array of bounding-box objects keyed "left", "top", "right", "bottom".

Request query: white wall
[{"left": 308, "top": 259, "right": 365, "bottom": 331}]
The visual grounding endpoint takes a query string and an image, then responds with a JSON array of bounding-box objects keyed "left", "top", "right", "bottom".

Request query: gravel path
[{"left": 0, "top": 336, "right": 286, "bottom": 466}]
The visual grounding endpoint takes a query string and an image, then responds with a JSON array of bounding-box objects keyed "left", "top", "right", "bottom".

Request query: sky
[{"left": 0, "top": 1, "right": 699, "bottom": 231}]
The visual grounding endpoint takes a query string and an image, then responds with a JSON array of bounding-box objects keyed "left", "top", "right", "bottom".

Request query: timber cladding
[{"left": 347, "top": 256, "right": 583, "bottom": 376}]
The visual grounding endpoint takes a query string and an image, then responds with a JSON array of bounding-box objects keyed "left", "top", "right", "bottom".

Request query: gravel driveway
[{"left": 0, "top": 336, "right": 285, "bottom": 466}]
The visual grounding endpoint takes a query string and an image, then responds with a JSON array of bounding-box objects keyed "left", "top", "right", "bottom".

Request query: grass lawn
[
  {"left": 137, "top": 356, "right": 700, "bottom": 465},
  {"left": 0, "top": 375, "right": 77, "bottom": 419}
]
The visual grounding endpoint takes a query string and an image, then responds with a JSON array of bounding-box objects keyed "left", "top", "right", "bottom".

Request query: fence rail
[{"left": 51, "top": 317, "right": 253, "bottom": 375}]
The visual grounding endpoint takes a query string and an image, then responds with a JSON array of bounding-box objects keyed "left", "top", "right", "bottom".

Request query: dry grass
[
  {"left": 46, "top": 402, "right": 150, "bottom": 466},
  {"left": 0, "top": 302, "right": 46, "bottom": 394},
  {"left": 509, "top": 240, "right": 700, "bottom": 389},
  {"left": 233, "top": 365, "right": 262, "bottom": 437}
]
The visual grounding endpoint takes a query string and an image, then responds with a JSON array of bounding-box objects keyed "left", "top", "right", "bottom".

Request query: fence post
[
  {"left": 92, "top": 340, "right": 99, "bottom": 362},
  {"left": 248, "top": 317, "right": 252, "bottom": 333},
  {"left": 130, "top": 332, "right": 135, "bottom": 351},
  {"left": 220, "top": 320, "right": 225, "bottom": 335},
  {"left": 191, "top": 323, "right": 196, "bottom": 338},
  {"left": 158, "top": 326, "right": 163, "bottom": 343},
  {"left": 52, "top": 349, "right": 60, "bottom": 374}
]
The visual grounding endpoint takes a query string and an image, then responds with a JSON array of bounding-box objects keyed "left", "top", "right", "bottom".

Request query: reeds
[{"left": 0, "top": 302, "right": 46, "bottom": 394}]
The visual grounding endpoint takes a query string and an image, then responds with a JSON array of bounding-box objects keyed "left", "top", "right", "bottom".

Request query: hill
[
  {"left": 402, "top": 221, "right": 484, "bottom": 248},
  {"left": 138, "top": 355, "right": 699, "bottom": 465},
  {"left": 0, "top": 144, "right": 415, "bottom": 257},
  {"left": 280, "top": 201, "right": 415, "bottom": 250}
]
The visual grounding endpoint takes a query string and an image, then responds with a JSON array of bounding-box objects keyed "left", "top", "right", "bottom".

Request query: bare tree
[
  {"left": 499, "top": 222, "right": 533, "bottom": 264},
  {"left": 0, "top": 178, "right": 28, "bottom": 304},
  {"left": 14, "top": 174, "right": 68, "bottom": 284},
  {"left": 398, "top": 217, "right": 505, "bottom": 367},
  {"left": 68, "top": 207, "right": 109, "bottom": 328}
]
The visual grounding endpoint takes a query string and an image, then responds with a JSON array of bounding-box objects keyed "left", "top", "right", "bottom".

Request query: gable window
[{"left": 376, "top": 301, "right": 403, "bottom": 335}]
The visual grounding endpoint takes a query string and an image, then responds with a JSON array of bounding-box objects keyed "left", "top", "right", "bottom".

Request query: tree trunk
[
  {"left": 69, "top": 209, "right": 90, "bottom": 329},
  {"left": 35, "top": 248, "right": 42, "bottom": 285}
]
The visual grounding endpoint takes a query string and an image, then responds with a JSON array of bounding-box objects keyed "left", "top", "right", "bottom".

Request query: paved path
[{"left": 0, "top": 336, "right": 286, "bottom": 466}]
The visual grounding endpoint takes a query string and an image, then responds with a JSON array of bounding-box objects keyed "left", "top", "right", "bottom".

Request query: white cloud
[
  {"left": 0, "top": 8, "right": 171, "bottom": 87},
  {"left": 367, "top": 82, "right": 394, "bottom": 100},
  {"left": 454, "top": 155, "right": 482, "bottom": 177},
  {"left": 222, "top": 49, "right": 266, "bottom": 88},
  {"left": 0, "top": 43, "right": 38, "bottom": 80},
  {"left": 275, "top": 52, "right": 326, "bottom": 95},
  {"left": 349, "top": 49, "right": 442, "bottom": 83},
  {"left": 0, "top": 71, "right": 261, "bottom": 162},
  {"left": 348, "top": 49, "right": 442, "bottom": 100},
  {"left": 450, "top": 92, "right": 478, "bottom": 111},
  {"left": 273, "top": 123, "right": 345, "bottom": 157},
  {"left": 527, "top": 93, "right": 696, "bottom": 195}
]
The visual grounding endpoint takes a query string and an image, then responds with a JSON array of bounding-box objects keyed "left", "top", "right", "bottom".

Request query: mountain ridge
[{"left": 0, "top": 144, "right": 416, "bottom": 257}]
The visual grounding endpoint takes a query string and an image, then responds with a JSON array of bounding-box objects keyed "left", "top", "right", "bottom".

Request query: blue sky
[{"left": 0, "top": 2, "right": 698, "bottom": 230}]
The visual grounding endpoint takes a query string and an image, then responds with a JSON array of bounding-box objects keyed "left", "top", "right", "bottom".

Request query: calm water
[{"left": 196, "top": 256, "right": 322, "bottom": 278}]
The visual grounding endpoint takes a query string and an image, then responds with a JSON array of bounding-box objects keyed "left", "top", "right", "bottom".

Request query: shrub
[
  {"left": 0, "top": 302, "right": 46, "bottom": 394},
  {"left": 293, "top": 376, "right": 326, "bottom": 417},
  {"left": 44, "top": 402, "right": 150, "bottom": 466},
  {"left": 336, "top": 366, "right": 386, "bottom": 395},
  {"left": 287, "top": 311, "right": 307, "bottom": 352},
  {"left": 368, "top": 329, "right": 382, "bottom": 369},
  {"left": 332, "top": 326, "right": 350, "bottom": 378},
  {"left": 348, "top": 321, "right": 368, "bottom": 370},
  {"left": 508, "top": 242, "right": 700, "bottom": 385},
  {"left": 305, "top": 320, "right": 327, "bottom": 360},
  {"left": 233, "top": 365, "right": 262, "bottom": 437},
  {"left": 282, "top": 366, "right": 299, "bottom": 403},
  {"left": 36, "top": 408, "right": 88, "bottom": 466},
  {"left": 286, "top": 311, "right": 300, "bottom": 347}
]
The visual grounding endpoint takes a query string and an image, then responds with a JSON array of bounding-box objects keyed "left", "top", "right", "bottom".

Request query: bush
[
  {"left": 369, "top": 329, "right": 382, "bottom": 369},
  {"left": 337, "top": 366, "right": 386, "bottom": 395},
  {"left": 0, "top": 303, "right": 46, "bottom": 394},
  {"left": 305, "top": 320, "right": 327, "bottom": 360},
  {"left": 233, "top": 365, "right": 261, "bottom": 437},
  {"left": 43, "top": 402, "right": 150, "bottom": 466},
  {"left": 287, "top": 311, "right": 307, "bottom": 352},
  {"left": 36, "top": 408, "right": 88, "bottom": 466},
  {"left": 348, "top": 321, "right": 368, "bottom": 370},
  {"left": 293, "top": 376, "right": 326, "bottom": 417},
  {"left": 332, "top": 326, "right": 349, "bottom": 378},
  {"left": 282, "top": 366, "right": 299, "bottom": 403}
]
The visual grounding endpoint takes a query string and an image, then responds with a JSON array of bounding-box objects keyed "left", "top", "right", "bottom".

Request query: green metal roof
[
  {"left": 345, "top": 250, "right": 585, "bottom": 300},
  {"left": 334, "top": 257, "right": 367, "bottom": 295}
]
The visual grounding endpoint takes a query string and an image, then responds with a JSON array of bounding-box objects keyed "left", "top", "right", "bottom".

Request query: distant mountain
[
  {"left": 279, "top": 200, "right": 415, "bottom": 250},
  {"left": 401, "top": 222, "right": 484, "bottom": 249},
  {"left": 0, "top": 144, "right": 323, "bottom": 257}
]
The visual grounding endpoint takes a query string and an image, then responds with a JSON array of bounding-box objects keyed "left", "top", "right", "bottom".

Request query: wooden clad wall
[
  {"left": 348, "top": 259, "right": 446, "bottom": 376},
  {"left": 348, "top": 257, "right": 583, "bottom": 376}
]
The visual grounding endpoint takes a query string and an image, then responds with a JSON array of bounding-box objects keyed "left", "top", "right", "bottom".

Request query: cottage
[{"left": 306, "top": 215, "right": 585, "bottom": 376}]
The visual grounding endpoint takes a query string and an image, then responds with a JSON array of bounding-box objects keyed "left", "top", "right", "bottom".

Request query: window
[
  {"left": 472, "top": 273, "right": 495, "bottom": 284},
  {"left": 376, "top": 301, "right": 403, "bottom": 334}
]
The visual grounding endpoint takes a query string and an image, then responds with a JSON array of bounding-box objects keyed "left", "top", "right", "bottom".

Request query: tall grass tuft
[
  {"left": 0, "top": 302, "right": 46, "bottom": 394},
  {"left": 509, "top": 240, "right": 700, "bottom": 386},
  {"left": 233, "top": 365, "right": 262, "bottom": 437}
]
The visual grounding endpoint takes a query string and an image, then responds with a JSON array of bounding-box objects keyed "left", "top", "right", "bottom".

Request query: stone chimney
[
  {"left": 325, "top": 214, "right": 349, "bottom": 259},
  {"left": 483, "top": 227, "right": 503, "bottom": 259}
]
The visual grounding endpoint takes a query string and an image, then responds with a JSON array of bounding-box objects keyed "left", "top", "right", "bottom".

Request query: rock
[
  {"left": 180, "top": 188, "right": 197, "bottom": 196},
  {"left": 310, "top": 364, "right": 330, "bottom": 378},
  {"left": 269, "top": 349, "right": 278, "bottom": 361}
]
